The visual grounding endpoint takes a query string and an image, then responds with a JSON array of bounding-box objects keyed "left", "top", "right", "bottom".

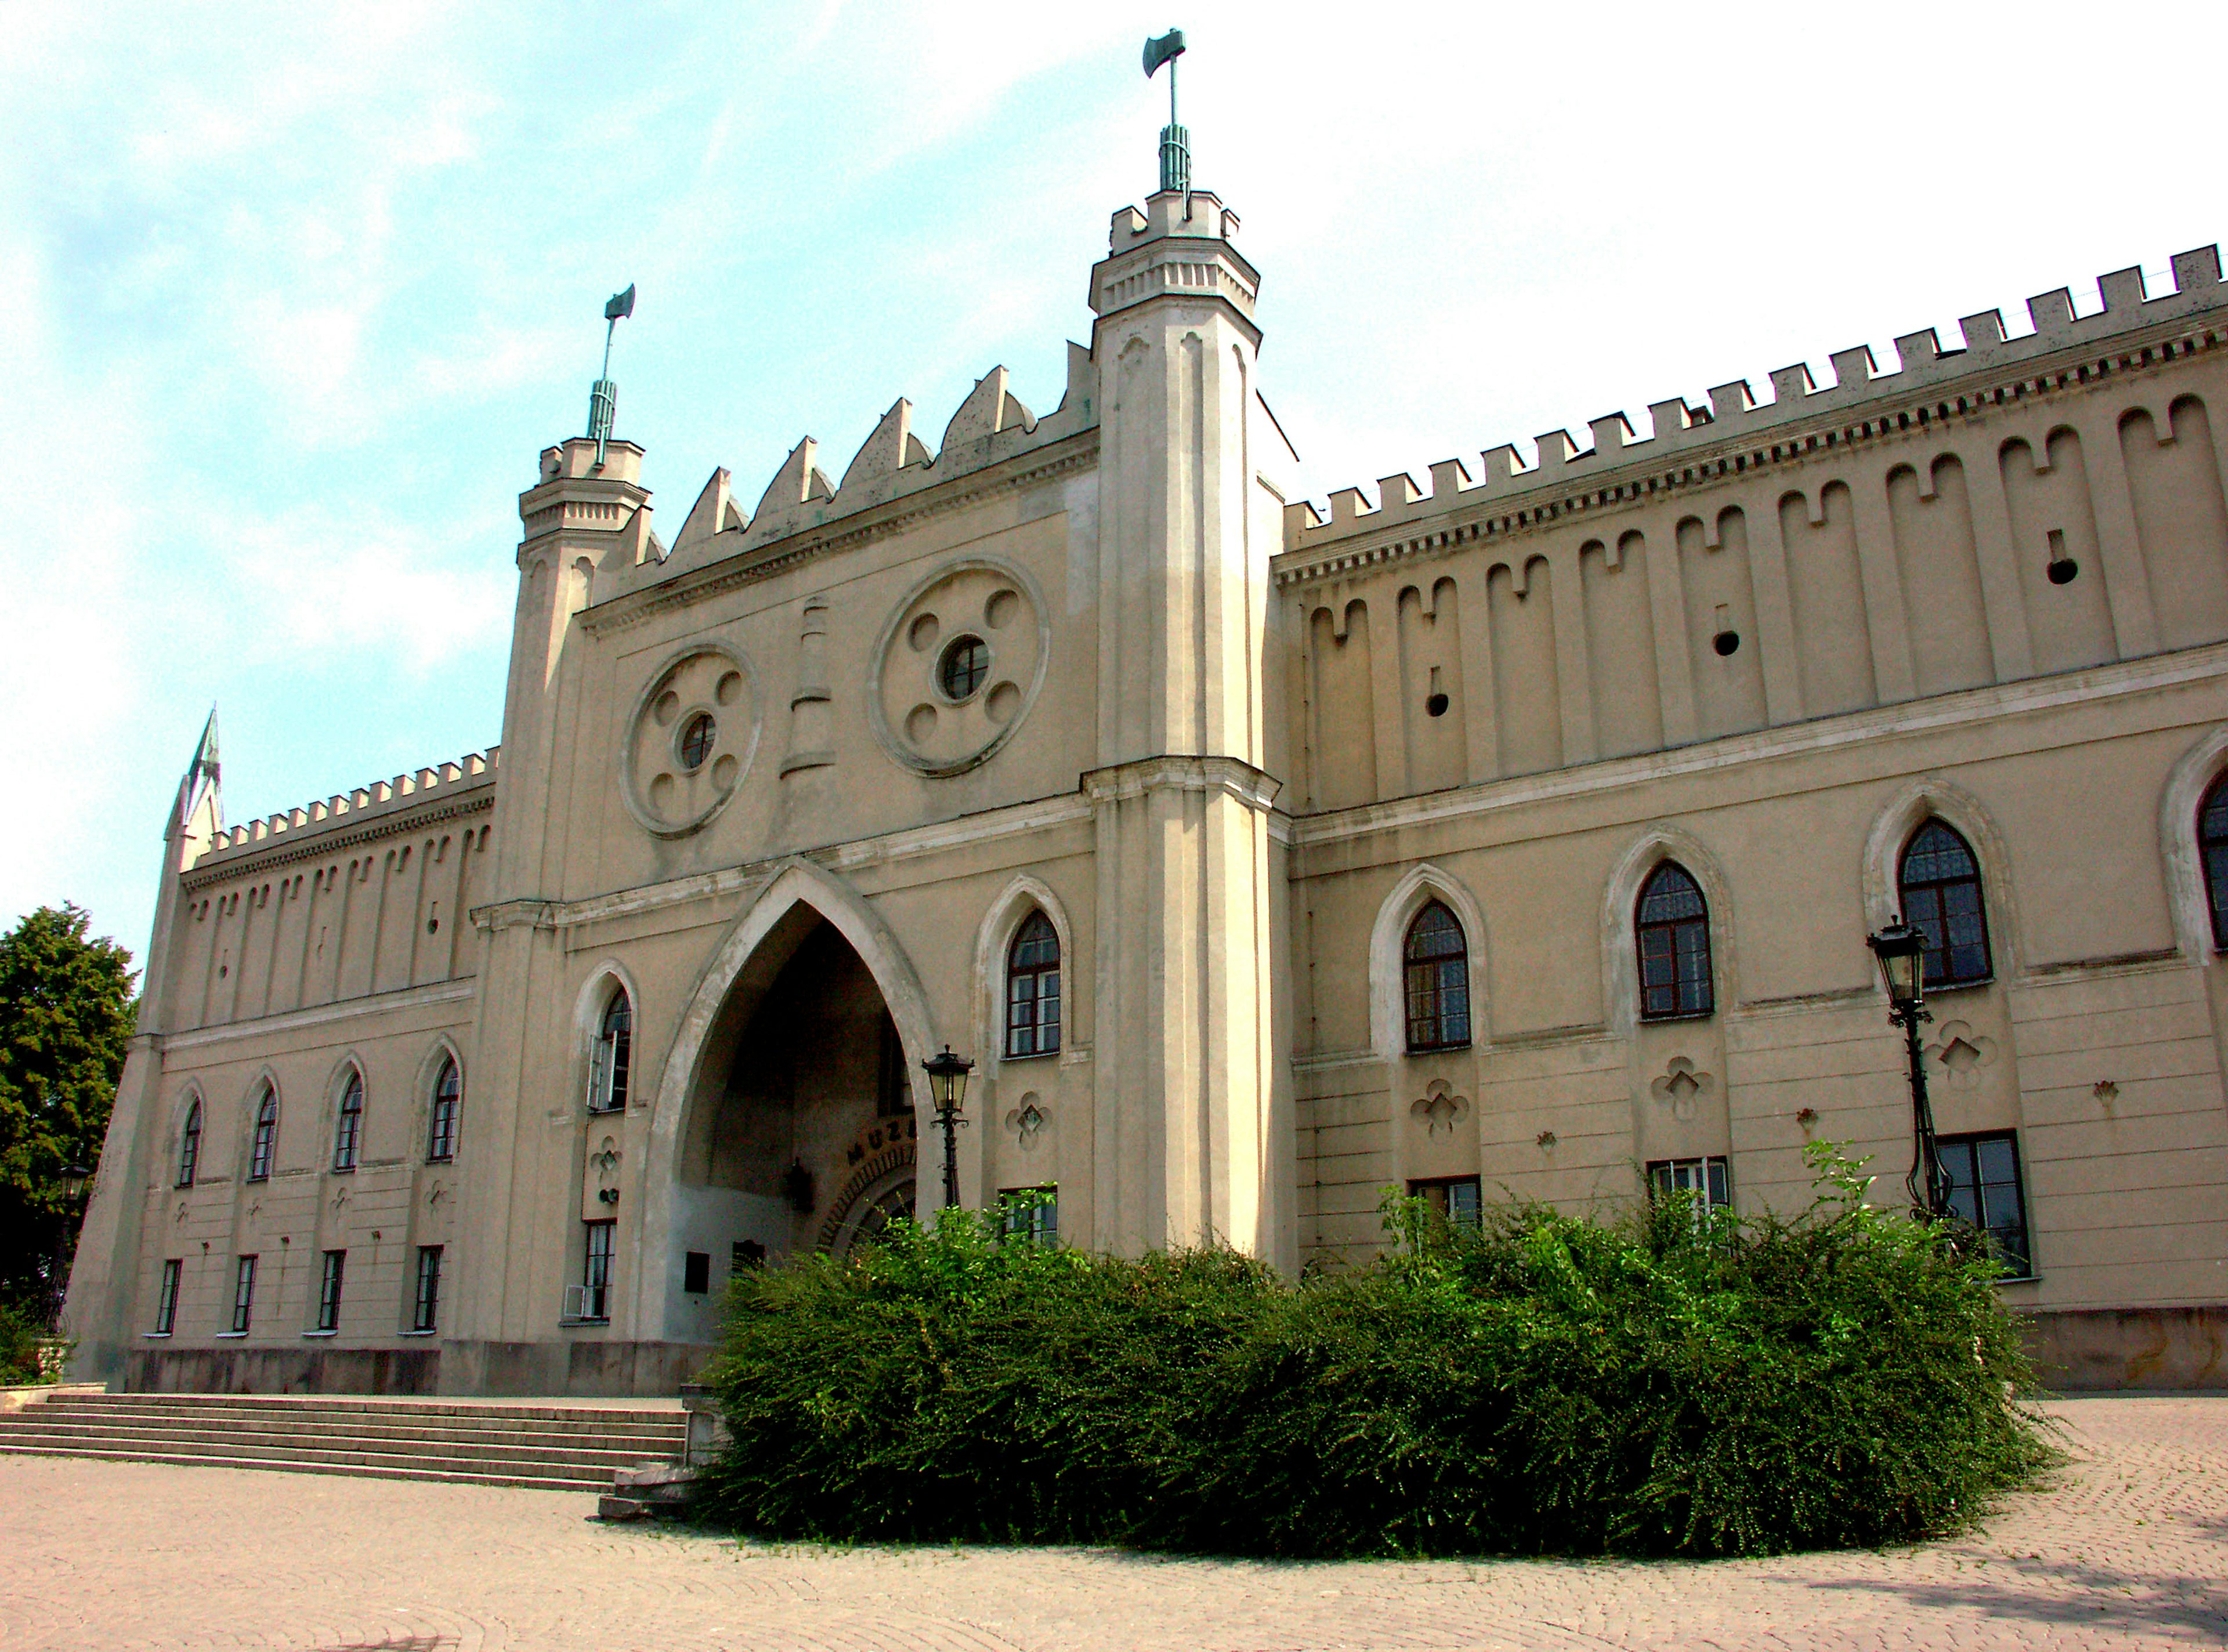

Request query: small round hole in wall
[
  {"left": 907, "top": 613, "right": 941, "bottom": 651},
  {"left": 425, "top": 917, "right": 439, "bottom": 934},
  {"left": 1425, "top": 692, "right": 1450, "bottom": 718},
  {"left": 715, "top": 670, "right": 744, "bottom": 706},
  {"left": 1713, "top": 629, "right": 1741, "bottom": 657},
  {"left": 2047, "top": 557, "right": 2079, "bottom": 585},
  {"left": 652, "top": 690, "right": 681, "bottom": 727}
]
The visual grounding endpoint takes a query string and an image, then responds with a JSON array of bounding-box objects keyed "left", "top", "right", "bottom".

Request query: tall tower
[
  {"left": 1084, "top": 172, "right": 1293, "bottom": 1264},
  {"left": 445, "top": 415, "right": 653, "bottom": 1382},
  {"left": 63, "top": 714, "right": 223, "bottom": 1378}
]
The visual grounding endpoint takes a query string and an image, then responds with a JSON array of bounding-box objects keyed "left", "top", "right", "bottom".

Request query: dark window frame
[
  {"left": 176, "top": 1101, "right": 202, "bottom": 1188},
  {"left": 1937, "top": 1130, "right": 2036, "bottom": 1280},
  {"left": 938, "top": 635, "right": 989, "bottom": 701},
  {"left": 1647, "top": 1155, "right": 1733, "bottom": 1209},
  {"left": 1408, "top": 1175, "right": 1482, "bottom": 1227},
  {"left": 1897, "top": 818, "right": 1994, "bottom": 989},
  {"left": 331, "top": 1069, "right": 364, "bottom": 1172},
  {"left": 997, "top": 1185, "right": 1059, "bottom": 1246},
  {"left": 247, "top": 1088, "right": 278, "bottom": 1183},
  {"left": 230, "top": 1255, "right": 256, "bottom": 1334},
  {"left": 154, "top": 1259, "right": 182, "bottom": 1335},
  {"left": 2201, "top": 775, "right": 2228, "bottom": 949},
  {"left": 1402, "top": 900, "right": 1472, "bottom": 1053},
  {"left": 412, "top": 1245, "right": 442, "bottom": 1333},
  {"left": 1004, "top": 911, "right": 1062, "bottom": 1059},
  {"left": 1636, "top": 862, "right": 1715, "bottom": 1021},
  {"left": 581, "top": 1219, "right": 616, "bottom": 1321},
  {"left": 677, "top": 712, "right": 715, "bottom": 771},
  {"left": 316, "top": 1249, "right": 346, "bottom": 1332},
  {"left": 588, "top": 988, "right": 632, "bottom": 1114},
  {"left": 427, "top": 1057, "right": 461, "bottom": 1162}
]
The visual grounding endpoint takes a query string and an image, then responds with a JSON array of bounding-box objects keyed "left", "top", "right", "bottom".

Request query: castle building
[{"left": 62, "top": 157, "right": 2228, "bottom": 1394}]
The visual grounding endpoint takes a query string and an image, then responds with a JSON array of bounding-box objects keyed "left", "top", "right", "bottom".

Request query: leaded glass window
[
  {"left": 588, "top": 988, "right": 632, "bottom": 1113},
  {"left": 331, "top": 1070, "right": 364, "bottom": 1172},
  {"left": 428, "top": 1057, "right": 460, "bottom": 1162},
  {"left": 1403, "top": 900, "right": 1471, "bottom": 1052},
  {"left": 1636, "top": 862, "right": 1713, "bottom": 1020},
  {"left": 248, "top": 1088, "right": 278, "bottom": 1183},
  {"left": 1898, "top": 820, "right": 1992, "bottom": 988},
  {"left": 2202, "top": 777, "right": 2228, "bottom": 948},
  {"left": 1938, "top": 1131, "right": 2034, "bottom": 1278},
  {"left": 1006, "top": 911, "right": 1062, "bottom": 1058},
  {"left": 176, "top": 1101, "right": 202, "bottom": 1188}
]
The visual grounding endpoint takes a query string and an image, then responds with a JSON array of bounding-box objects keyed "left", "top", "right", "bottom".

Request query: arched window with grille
[
  {"left": 1005, "top": 911, "right": 1062, "bottom": 1058},
  {"left": 1403, "top": 900, "right": 1471, "bottom": 1052},
  {"left": 588, "top": 987, "right": 632, "bottom": 1113},
  {"left": 1636, "top": 862, "right": 1714, "bottom": 1020},
  {"left": 176, "top": 1100, "right": 202, "bottom": 1188},
  {"left": 427, "top": 1056, "right": 461, "bottom": 1162},
  {"left": 2201, "top": 776, "right": 2228, "bottom": 948},
  {"left": 331, "top": 1068, "right": 364, "bottom": 1171},
  {"left": 247, "top": 1085, "right": 279, "bottom": 1183},
  {"left": 1898, "top": 819, "right": 1993, "bottom": 988}
]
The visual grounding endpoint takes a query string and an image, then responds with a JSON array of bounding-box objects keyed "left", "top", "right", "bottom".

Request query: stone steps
[{"left": 0, "top": 1390, "right": 688, "bottom": 1492}]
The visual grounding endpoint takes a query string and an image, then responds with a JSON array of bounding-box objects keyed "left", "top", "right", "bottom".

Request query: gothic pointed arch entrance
[{"left": 638, "top": 861, "right": 942, "bottom": 1344}]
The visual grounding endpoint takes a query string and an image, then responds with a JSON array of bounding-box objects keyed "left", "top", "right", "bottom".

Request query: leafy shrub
[
  {"left": 0, "top": 1301, "right": 57, "bottom": 1386},
  {"left": 700, "top": 1145, "right": 2053, "bottom": 1558}
]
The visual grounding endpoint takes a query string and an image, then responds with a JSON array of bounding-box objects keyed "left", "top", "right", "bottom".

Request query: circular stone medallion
[
  {"left": 622, "top": 644, "right": 759, "bottom": 837},
  {"left": 871, "top": 559, "right": 1047, "bottom": 777}
]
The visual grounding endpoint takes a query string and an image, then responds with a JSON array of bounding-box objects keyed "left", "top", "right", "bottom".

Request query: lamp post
[
  {"left": 48, "top": 1164, "right": 93, "bottom": 1327},
  {"left": 1867, "top": 920, "right": 1951, "bottom": 1220},
  {"left": 920, "top": 1046, "right": 975, "bottom": 1211}
]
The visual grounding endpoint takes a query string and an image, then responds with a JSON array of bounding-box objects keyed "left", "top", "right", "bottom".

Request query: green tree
[{"left": 0, "top": 904, "right": 136, "bottom": 1325}]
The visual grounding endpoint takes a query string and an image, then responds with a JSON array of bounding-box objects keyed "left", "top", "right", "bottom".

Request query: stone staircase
[{"left": 0, "top": 1389, "right": 690, "bottom": 1492}]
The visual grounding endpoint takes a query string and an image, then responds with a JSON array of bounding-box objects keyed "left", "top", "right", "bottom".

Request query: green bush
[
  {"left": 0, "top": 1301, "right": 56, "bottom": 1386},
  {"left": 700, "top": 1146, "right": 2053, "bottom": 1558}
]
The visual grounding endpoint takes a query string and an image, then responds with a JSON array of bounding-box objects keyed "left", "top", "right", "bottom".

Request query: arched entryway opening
[
  {"left": 641, "top": 861, "right": 945, "bottom": 1347},
  {"left": 675, "top": 911, "right": 918, "bottom": 1269}
]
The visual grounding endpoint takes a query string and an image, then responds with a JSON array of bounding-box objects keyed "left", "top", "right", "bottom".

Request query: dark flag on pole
[
  {"left": 605, "top": 284, "right": 635, "bottom": 323},
  {"left": 1142, "top": 29, "right": 1184, "bottom": 77}
]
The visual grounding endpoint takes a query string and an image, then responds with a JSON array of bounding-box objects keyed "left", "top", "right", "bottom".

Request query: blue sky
[{"left": 4, "top": 0, "right": 2221, "bottom": 970}]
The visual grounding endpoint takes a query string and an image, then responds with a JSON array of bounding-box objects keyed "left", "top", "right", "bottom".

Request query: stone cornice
[
  {"left": 1290, "top": 640, "right": 2228, "bottom": 854},
  {"left": 1274, "top": 307, "right": 2228, "bottom": 590},
  {"left": 163, "top": 978, "right": 478, "bottom": 1051},
  {"left": 579, "top": 430, "right": 1098, "bottom": 637},
  {"left": 1082, "top": 753, "right": 1284, "bottom": 813}
]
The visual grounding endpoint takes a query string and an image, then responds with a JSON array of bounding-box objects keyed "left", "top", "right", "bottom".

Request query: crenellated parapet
[
  {"left": 614, "top": 345, "right": 1099, "bottom": 600},
  {"left": 191, "top": 748, "right": 500, "bottom": 874},
  {"left": 1279, "top": 246, "right": 2228, "bottom": 582}
]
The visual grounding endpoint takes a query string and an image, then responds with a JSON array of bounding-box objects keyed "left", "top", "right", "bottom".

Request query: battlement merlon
[
  {"left": 186, "top": 748, "right": 501, "bottom": 876},
  {"left": 1281, "top": 244, "right": 2228, "bottom": 555},
  {"left": 1090, "top": 189, "right": 1260, "bottom": 338}
]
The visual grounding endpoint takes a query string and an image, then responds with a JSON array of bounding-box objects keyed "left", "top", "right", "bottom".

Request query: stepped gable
[
  {"left": 631, "top": 342, "right": 1098, "bottom": 592},
  {"left": 191, "top": 747, "right": 500, "bottom": 872},
  {"left": 1279, "top": 244, "right": 2228, "bottom": 575}
]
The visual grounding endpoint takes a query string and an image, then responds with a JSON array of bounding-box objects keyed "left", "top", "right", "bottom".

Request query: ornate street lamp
[
  {"left": 920, "top": 1046, "right": 975, "bottom": 1211},
  {"left": 61, "top": 1165, "right": 92, "bottom": 1202},
  {"left": 1867, "top": 920, "right": 1951, "bottom": 1220}
]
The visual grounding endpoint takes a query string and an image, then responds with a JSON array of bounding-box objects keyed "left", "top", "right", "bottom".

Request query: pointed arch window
[
  {"left": 1898, "top": 819, "right": 1992, "bottom": 988},
  {"left": 588, "top": 987, "right": 632, "bottom": 1114},
  {"left": 331, "top": 1069, "right": 364, "bottom": 1171},
  {"left": 247, "top": 1086, "right": 278, "bottom": 1183},
  {"left": 2200, "top": 776, "right": 2228, "bottom": 948},
  {"left": 176, "top": 1100, "right": 202, "bottom": 1188},
  {"left": 1005, "top": 911, "right": 1062, "bottom": 1059},
  {"left": 1404, "top": 900, "right": 1471, "bottom": 1052},
  {"left": 427, "top": 1056, "right": 461, "bottom": 1162},
  {"left": 1636, "top": 863, "right": 1713, "bottom": 1020}
]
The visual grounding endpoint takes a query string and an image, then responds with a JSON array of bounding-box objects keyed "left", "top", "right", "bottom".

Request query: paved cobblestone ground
[{"left": 3, "top": 1397, "right": 2221, "bottom": 1651}]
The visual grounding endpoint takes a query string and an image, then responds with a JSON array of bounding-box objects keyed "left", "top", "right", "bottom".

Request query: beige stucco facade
[{"left": 62, "top": 183, "right": 2228, "bottom": 1394}]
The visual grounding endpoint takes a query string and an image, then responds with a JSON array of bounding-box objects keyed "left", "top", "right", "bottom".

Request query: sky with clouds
[{"left": 3, "top": 0, "right": 2221, "bottom": 971}]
